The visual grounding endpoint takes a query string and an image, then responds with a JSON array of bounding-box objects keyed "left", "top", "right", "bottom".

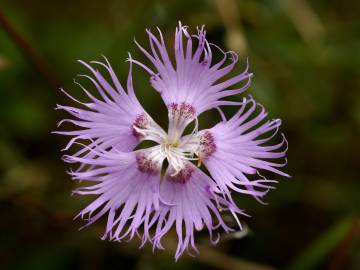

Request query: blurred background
[{"left": 0, "top": 0, "right": 359, "bottom": 269}]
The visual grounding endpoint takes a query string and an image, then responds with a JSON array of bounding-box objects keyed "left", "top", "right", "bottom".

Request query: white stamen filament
[{"left": 133, "top": 125, "right": 166, "bottom": 144}]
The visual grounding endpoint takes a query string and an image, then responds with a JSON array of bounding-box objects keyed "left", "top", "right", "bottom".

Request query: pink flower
[{"left": 56, "top": 22, "right": 289, "bottom": 260}]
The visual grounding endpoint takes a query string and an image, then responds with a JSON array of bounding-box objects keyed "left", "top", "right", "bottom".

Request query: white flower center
[
  {"left": 133, "top": 103, "right": 202, "bottom": 176},
  {"left": 160, "top": 139, "right": 198, "bottom": 176}
]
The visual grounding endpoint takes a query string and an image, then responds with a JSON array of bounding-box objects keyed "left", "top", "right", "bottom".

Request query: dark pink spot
[
  {"left": 167, "top": 164, "right": 194, "bottom": 184},
  {"left": 132, "top": 113, "right": 149, "bottom": 139},
  {"left": 136, "top": 152, "right": 159, "bottom": 175},
  {"left": 168, "top": 102, "right": 195, "bottom": 120},
  {"left": 199, "top": 131, "right": 216, "bottom": 158}
]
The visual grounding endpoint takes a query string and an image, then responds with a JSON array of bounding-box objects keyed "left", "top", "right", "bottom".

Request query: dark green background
[{"left": 0, "top": 0, "right": 359, "bottom": 269}]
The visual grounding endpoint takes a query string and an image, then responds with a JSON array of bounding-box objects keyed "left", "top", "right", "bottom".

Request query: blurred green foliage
[{"left": 0, "top": 0, "right": 359, "bottom": 269}]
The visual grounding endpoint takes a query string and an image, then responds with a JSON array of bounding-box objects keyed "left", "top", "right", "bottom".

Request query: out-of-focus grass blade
[{"left": 286, "top": 216, "right": 353, "bottom": 270}]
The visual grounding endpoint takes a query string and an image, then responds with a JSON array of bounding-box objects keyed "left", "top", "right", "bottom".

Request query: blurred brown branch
[
  {"left": 116, "top": 228, "right": 277, "bottom": 270},
  {"left": 0, "top": 8, "right": 60, "bottom": 89},
  {"left": 283, "top": 0, "right": 325, "bottom": 43},
  {"left": 197, "top": 246, "right": 277, "bottom": 270},
  {"left": 0, "top": 54, "right": 11, "bottom": 70},
  {"left": 214, "top": 0, "right": 248, "bottom": 55}
]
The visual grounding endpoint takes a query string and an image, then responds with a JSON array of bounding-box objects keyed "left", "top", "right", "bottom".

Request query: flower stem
[{"left": 0, "top": 8, "right": 61, "bottom": 89}]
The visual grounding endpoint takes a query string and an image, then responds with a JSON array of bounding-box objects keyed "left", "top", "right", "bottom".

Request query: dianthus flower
[{"left": 56, "top": 22, "right": 289, "bottom": 260}]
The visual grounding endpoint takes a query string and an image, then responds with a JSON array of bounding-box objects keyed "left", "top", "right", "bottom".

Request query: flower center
[
  {"left": 133, "top": 106, "right": 201, "bottom": 177},
  {"left": 160, "top": 138, "right": 197, "bottom": 176},
  {"left": 132, "top": 103, "right": 217, "bottom": 179}
]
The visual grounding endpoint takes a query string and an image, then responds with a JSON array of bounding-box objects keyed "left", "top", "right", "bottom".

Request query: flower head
[{"left": 56, "top": 22, "right": 289, "bottom": 260}]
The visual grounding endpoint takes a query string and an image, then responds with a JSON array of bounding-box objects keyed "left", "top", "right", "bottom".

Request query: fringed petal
[
  {"left": 200, "top": 97, "right": 290, "bottom": 203},
  {"left": 131, "top": 22, "right": 253, "bottom": 117},
  {"left": 151, "top": 163, "right": 244, "bottom": 260},
  {"left": 66, "top": 150, "right": 161, "bottom": 246},
  {"left": 55, "top": 57, "right": 164, "bottom": 166}
]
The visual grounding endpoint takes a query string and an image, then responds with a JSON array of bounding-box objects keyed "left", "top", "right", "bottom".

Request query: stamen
[{"left": 133, "top": 125, "right": 166, "bottom": 143}]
